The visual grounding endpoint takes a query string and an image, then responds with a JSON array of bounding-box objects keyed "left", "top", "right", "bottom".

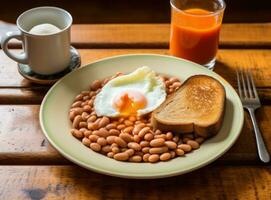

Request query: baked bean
[
  {"left": 138, "top": 127, "right": 151, "bottom": 138},
  {"left": 183, "top": 137, "right": 191, "bottom": 143},
  {"left": 129, "top": 155, "right": 142, "bottom": 162},
  {"left": 178, "top": 144, "right": 192, "bottom": 152},
  {"left": 114, "top": 137, "right": 127, "bottom": 148},
  {"left": 135, "top": 151, "right": 144, "bottom": 157},
  {"left": 128, "top": 142, "right": 141, "bottom": 151},
  {"left": 97, "top": 137, "right": 107, "bottom": 146},
  {"left": 87, "top": 115, "right": 97, "bottom": 123},
  {"left": 88, "top": 99, "right": 94, "bottom": 107},
  {"left": 111, "top": 143, "right": 118, "bottom": 148},
  {"left": 195, "top": 137, "right": 205, "bottom": 144},
  {"left": 114, "top": 152, "right": 129, "bottom": 161},
  {"left": 170, "top": 151, "right": 176, "bottom": 158},
  {"left": 134, "top": 121, "right": 141, "bottom": 125},
  {"left": 106, "top": 123, "right": 117, "bottom": 130},
  {"left": 71, "top": 129, "right": 83, "bottom": 139},
  {"left": 160, "top": 152, "right": 171, "bottom": 161},
  {"left": 112, "top": 146, "right": 120, "bottom": 153},
  {"left": 81, "top": 101, "right": 88, "bottom": 107},
  {"left": 175, "top": 148, "right": 185, "bottom": 156},
  {"left": 75, "top": 94, "right": 84, "bottom": 101},
  {"left": 119, "top": 133, "right": 133, "bottom": 143},
  {"left": 81, "top": 112, "right": 89, "bottom": 121},
  {"left": 73, "top": 107, "right": 84, "bottom": 115},
  {"left": 93, "top": 128, "right": 110, "bottom": 137},
  {"left": 165, "top": 80, "right": 171, "bottom": 87},
  {"left": 149, "top": 146, "right": 168, "bottom": 154},
  {"left": 121, "top": 148, "right": 128, "bottom": 152},
  {"left": 118, "top": 117, "right": 125, "bottom": 123},
  {"left": 150, "top": 138, "right": 165, "bottom": 147},
  {"left": 95, "top": 88, "right": 101, "bottom": 94},
  {"left": 72, "top": 101, "right": 82, "bottom": 108},
  {"left": 99, "top": 116, "right": 110, "bottom": 128},
  {"left": 72, "top": 115, "right": 83, "bottom": 128},
  {"left": 81, "top": 91, "right": 90, "bottom": 95},
  {"left": 129, "top": 116, "right": 137, "bottom": 122},
  {"left": 126, "top": 149, "right": 135, "bottom": 156},
  {"left": 133, "top": 135, "right": 141, "bottom": 143},
  {"left": 83, "top": 95, "right": 90, "bottom": 101},
  {"left": 102, "top": 145, "right": 111, "bottom": 153},
  {"left": 148, "top": 154, "right": 160, "bottom": 163},
  {"left": 154, "top": 134, "right": 167, "bottom": 140},
  {"left": 124, "top": 120, "right": 133, "bottom": 126},
  {"left": 172, "top": 82, "right": 181, "bottom": 89},
  {"left": 117, "top": 124, "right": 126, "bottom": 130},
  {"left": 82, "top": 137, "right": 91, "bottom": 146},
  {"left": 89, "top": 91, "right": 95, "bottom": 98},
  {"left": 154, "top": 129, "right": 162, "bottom": 135},
  {"left": 144, "top": 133, "right": 154, "bottom": 141},
  {"left": 166, "top": 132, "right": 173, "bottom": 140},
  {"left": 90, "top": 143, "right": 101, "bottom": 152},
  {"left": 187, "top": 140, "right": 200, "bottom": 149},
  {"left": 165, "top": 141, "right": 177, "bottom": 149},
  {"left": 140, "top": 141, "right": 149, "bottom": 148},
  {"left": 143, "top": 153, "right": 151, "bottom": 162},
  {"left": 69, "top": 111, "right": 76, "bottom": 121},
  {"left": 83, "top": 130, "right": 92, "bottom": 138},
  {"left": 83, "top": 105, "right": 92, "bottom": 112},
  {"left": 89, "top": 135, "right": 99, "bottom": 142},
  {"left": 79, "top": 121, "right": 87, "bottom": 129},
  {"left": 107, "top": 152, "right": 114, "bottom": 158},
  {"left": 90, "top": 80, "right": 102, "bottom": 90},
  {"left": 106, "top": 136, "right": 117, "bottom": 144},
  {"left": 169, "top": 77, "right": 179, "bottom": 84},
  {"left": 109, "top": 129, "right": 120, "bottom": 136},
  {"left": 172, "top": 135, "right": 179, "bottom": 143},
  {"left": 142, "top": 147, "right": 150, "bottom": 153},
  {"left": 133, "top": 123, "right": 146, "bottom": 135},
  {"left": 87, "top": 122, "right": 98, "bottom": 130},
  {"left": 123, "top": 126, "right": 134, "bottom": 134}
]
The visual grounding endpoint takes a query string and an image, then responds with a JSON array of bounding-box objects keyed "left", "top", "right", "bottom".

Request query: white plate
[{"left": 40, "top": 54, "right": 244, "bottom": 179}]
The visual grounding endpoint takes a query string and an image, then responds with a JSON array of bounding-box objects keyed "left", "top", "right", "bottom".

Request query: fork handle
[{"left": 248, "top": 108, "right": 270, "bottom": 163}]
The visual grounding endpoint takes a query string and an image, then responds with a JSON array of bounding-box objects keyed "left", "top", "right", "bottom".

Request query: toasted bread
[{"left": 151, "top": 75, "right": 225, "bottom": 138}]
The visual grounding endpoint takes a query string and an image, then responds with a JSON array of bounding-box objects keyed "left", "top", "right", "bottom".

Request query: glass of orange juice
[{"left": 170, "top": 0, "right": 226, "bottom": 70}]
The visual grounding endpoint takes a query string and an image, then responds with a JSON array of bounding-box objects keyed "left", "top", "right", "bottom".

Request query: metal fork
[{"left": 237, "top": 69, "right": 270, "bottom": 163}]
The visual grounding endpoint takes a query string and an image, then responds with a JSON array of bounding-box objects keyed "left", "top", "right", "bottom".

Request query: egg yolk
[{"left": 113, "top": 90, "right": 147, "bottom": 115}]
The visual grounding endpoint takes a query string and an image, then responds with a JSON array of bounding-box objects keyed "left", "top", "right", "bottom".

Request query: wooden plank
[
  {"left": 0, "top": 165, "right": 270, "bottom": 199},
  {"left": 1, "top": 24, "right": 271, "bottom": 48},
  {"left": 1, "top": 49, "right": 271, "bottom": 104},
  {"left": 1, "top": 49, "right": 271, "bottom": 89},
  {"left": 0, "top": 105, "right": 271, "bottom": 164},
  {"left": 0, "top": 0, "right": 270, "bottom": 24}
]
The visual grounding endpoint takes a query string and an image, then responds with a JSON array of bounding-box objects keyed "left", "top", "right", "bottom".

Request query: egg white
[{"left": 94, "top": 66, "right": 166, "bottom": 117}]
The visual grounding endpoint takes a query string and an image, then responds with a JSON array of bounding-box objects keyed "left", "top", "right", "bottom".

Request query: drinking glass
[{"left": 170, "top": 0, "right": 226, "bottom": 70}]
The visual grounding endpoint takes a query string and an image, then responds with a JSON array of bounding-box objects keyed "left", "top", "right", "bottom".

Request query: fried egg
[{"left": 94, "top": 66, "right": 166, "bottom": 117}]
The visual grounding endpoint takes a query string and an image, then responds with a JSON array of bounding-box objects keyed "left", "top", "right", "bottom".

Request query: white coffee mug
[{"left": 1, "top": 7, "right": 72, "bottom": 75}]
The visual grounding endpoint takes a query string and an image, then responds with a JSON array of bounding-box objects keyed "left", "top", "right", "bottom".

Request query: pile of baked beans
[{"left": 69, "top": 73, "right": 205, "bottom": 163}]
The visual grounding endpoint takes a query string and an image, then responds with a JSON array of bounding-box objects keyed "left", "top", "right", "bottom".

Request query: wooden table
[{"left": 0, "top": 23, "right": 271, "bottom": 199}]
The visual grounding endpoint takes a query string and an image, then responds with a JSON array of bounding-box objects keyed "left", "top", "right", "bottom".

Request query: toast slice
[{"left": 151, "top": 75, "right": 225, "bottom": 138}]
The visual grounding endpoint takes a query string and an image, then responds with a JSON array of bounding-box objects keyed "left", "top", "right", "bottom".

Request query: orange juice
[{"left": 170, "top": 8, "right": 222, "bottom": 65}]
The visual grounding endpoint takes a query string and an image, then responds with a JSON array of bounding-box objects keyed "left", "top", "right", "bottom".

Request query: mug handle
[{"left": 1, "top": 31, "right": 28, "bottom": 64}]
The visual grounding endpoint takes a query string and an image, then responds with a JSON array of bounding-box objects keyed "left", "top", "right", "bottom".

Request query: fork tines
[{"left": 236, "top": 69, "right": 259, "bottom": 100}]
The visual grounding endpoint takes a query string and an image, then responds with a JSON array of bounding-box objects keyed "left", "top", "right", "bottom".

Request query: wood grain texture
[
  {"left": 0, "top": 165, "right": 270, "bottom": 199},
  {"left": 1, "top": 49, "right": 271, "bottom": 89},
  {"left": 1, "top": 23, "right": 271, "bottom": 48},
  {"left": 0, "top": 105, "right": 271, "bottom": 164},
  {"left": 0, "top": 0, "right": 271, "bottom": 24}
]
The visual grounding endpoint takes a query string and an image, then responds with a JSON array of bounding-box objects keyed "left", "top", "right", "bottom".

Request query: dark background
[{"left": 0, "top": 0, "right": 270, "bottom": 24}]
